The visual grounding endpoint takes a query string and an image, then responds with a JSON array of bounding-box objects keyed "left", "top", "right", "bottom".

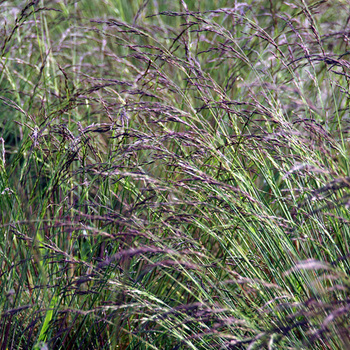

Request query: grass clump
[{"left": 1, "top": 0, "right": 350, "bottom": 349}]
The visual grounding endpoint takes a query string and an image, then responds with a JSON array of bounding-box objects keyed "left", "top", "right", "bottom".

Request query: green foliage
[{"left": 1, "top": 0, "right": 350, "bottom": 349}]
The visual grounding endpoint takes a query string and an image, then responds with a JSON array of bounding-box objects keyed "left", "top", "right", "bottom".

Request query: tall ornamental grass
[{"left": 1, "top": 0, "right": 350, "bottom": 349}]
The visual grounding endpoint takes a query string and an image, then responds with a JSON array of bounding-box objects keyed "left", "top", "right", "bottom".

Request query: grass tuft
[{"left": 1, "top": 0, "right": 350, "bottom": 349}]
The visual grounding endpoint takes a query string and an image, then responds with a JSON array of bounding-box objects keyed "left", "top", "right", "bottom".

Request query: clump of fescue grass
[{"left": 1, "top": 0, "right": 350, "bottom": 349}]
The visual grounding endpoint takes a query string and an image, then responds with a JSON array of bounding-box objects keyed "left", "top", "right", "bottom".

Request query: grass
[{"left": 1, "top": 0, "right": 350, "bottom": 349}]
